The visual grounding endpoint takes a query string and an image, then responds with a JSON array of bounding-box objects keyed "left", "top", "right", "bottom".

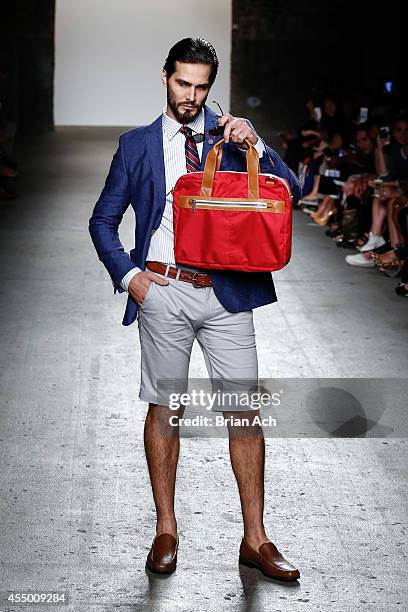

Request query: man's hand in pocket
[{"left": 128, "top": 271, "right": 169, "bottom": 306}]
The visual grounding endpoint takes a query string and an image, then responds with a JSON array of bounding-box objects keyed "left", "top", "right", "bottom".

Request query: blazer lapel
[{"left": 145, "top": 115, "right": 166, "bottom": 209}]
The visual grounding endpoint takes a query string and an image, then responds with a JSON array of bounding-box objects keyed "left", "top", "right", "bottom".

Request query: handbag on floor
[
  {"left": 172, "top": 138, "right": 293, "bottom": 272},
  {"left": 342, "top": 208, "right": 359, "bottom": 241}
]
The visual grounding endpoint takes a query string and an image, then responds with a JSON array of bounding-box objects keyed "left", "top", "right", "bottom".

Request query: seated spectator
[
  {"left": 378, "top": 109, "right": 408, "bottom": 182},
  {"left": 288, "top": 89, "right": 408, "bottom": 298},
  {"left": 302, "top": 130, "right": 376, "bottom": 227},
  {"left": 327, "top": 173, "right": 375, "bottom": 244},
  {"left": 347, "top": 127, "right": 376, "bottom": 174},
  {"left": 281, "top": 98, "right": 322, "bottom": 173},
  {"left": 346, "top": 110, "right": 408, "bottom": 264},
  {"left": 311, "top": 129, "right": 376, "bottom": 228},
  {"left": 319, "top": 96, "right": 351, "bottom": 147}
]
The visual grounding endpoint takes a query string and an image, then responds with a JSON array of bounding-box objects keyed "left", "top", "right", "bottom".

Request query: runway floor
[{"left": 0, "top": 128, "right": 407, "bottom": 611}]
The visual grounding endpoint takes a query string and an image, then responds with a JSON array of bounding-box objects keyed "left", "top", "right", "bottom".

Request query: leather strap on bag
[{"left": 201, "top": 138, "right": 260, "bottom": 200}]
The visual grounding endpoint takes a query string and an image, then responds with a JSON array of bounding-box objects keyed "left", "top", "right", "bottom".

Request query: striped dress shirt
[{"left": 120, "top": 107, "right": 265, "bottom": 291}]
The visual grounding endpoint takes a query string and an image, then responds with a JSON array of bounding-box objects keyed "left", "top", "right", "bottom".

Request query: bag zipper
[{"left": 191, "top": 199, "right": 269, "bottom": 212}]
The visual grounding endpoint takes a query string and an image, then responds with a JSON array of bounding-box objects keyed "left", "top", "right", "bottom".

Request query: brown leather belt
[{"left": 146, "top": 261, "right": 212, "bottom": 288}]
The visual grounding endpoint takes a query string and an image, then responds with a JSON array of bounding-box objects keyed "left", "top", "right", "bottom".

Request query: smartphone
[
  {"left": 379, "top": 126, "right": 390, "bottom": 140},
  {"left": 314, "top": 106, "right": 322, "bottom": 122},
  {"left": 359, "top": 107, "right": 368, "bottom": 124},
  {"left": 384, "top": 81, "right": 393, "bottom": 94}
]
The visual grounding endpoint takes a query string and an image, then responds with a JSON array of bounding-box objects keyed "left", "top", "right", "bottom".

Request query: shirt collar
[{"left": 162, "top": 106, "right": 205, "bottom": 141}]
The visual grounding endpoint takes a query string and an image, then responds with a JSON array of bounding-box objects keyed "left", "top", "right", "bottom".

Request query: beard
[{"left": 167, "top": 86, "right": 208, "bottom": 124}]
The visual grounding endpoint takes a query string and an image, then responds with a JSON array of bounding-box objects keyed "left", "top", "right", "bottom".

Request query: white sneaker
[
  {"left": 345, "top": 253, "right": 375, "bottom": 267},
  {"left": 358, "top": 232, "right": 386, "bottom": 252}
]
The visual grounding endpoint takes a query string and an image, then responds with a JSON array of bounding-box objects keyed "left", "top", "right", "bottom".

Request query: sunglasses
[{"left": 183, "top": 100, "right": 225, "bottom": 143}]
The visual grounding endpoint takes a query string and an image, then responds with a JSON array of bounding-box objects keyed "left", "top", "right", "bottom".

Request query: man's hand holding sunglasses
[{"left": 218, "top": 113, "right": 259, "bottom": 150}]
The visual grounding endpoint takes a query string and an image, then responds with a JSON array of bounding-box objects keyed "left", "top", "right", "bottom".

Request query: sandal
[
  {"left": 395, "top": 283, "right": 408, "bottom": 297},
  {"left": 326, "top": 227, "right": 342, "bottom": 237},
  {"left": 372, "top": 250, "right": 404, "bottom": 277}
]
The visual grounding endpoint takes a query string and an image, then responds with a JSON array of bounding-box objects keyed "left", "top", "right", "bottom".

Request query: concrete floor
[{"left": 0, "top": 128, "right": 407, "bottom": 612}]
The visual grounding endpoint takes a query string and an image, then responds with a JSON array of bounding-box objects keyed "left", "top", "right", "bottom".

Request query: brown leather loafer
[
  {"left": 239, "top": 538, "right": 300, "bottom": 581},
  {"left": 145, "top": 533, "right": 178, "bottom": 574}
]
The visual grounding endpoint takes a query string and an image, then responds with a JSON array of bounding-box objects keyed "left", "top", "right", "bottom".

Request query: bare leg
[
  {"left": 387, "top": 197, "right": 405, "bottom": 247},
  {"left": 371, "top": 196, "right": 388, "bottom": 236},
  {"left": 303, "top": 174, "right": 321, "bottom": 200},
  {"left": 224, "top": 410, "right": 269, "bottom": 549},
  {"left": 313, "top": 195, "right": 334, "bottom": 216},
  {"left": 314, "top": 195, "right": 330, "bottom": 215},
  {"left": 144, "top": 403, "right": 185, "bottom": 537}
]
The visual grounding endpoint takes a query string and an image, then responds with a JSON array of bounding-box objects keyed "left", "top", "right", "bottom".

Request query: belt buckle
[{"left": 191, "top": 271, "right": 207, "bottom": 288}]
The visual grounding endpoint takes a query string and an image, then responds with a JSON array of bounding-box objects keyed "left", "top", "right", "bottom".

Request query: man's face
[{"left": 163, "top": 61, "right": 212, "bottom": 124}]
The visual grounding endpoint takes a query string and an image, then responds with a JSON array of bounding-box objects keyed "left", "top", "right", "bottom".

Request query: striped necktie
[{"left": 181, "top": 125, "right": 201, "bottom": 172}]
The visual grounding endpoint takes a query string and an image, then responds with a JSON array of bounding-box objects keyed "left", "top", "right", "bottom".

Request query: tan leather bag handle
[{"left": 201, "top": 138, "right": 260, "bottom": 200}]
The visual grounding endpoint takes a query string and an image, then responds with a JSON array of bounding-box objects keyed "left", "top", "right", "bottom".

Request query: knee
[
  {"left": 222, "top": 410, "right": 264, "bottom": 439},
  {"left": 146, "top": 403, "right": 186, "bottom": 435}
]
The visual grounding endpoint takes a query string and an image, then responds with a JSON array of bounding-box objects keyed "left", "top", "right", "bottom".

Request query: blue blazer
[{"left": 89, "top": 105, "right": 301, "bottom": 326}]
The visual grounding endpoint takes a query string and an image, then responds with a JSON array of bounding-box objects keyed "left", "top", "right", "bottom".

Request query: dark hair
[
  {"left": 163, "top": 38, "right": 219, "bottom": 86},
  {"left": 354, "top": 125, "right": 370, "bottom": 137},
  {"left": 392, "top": 108, "right": 408, "bottom": 128}
]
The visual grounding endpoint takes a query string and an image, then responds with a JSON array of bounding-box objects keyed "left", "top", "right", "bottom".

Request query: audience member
[{"left": 291, "top": 96, "right": 408, "bottom": 299}]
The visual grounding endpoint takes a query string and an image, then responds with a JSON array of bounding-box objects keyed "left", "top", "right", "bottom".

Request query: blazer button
[
  {"left": 208, "top": 139, "right": 214, "bottom": 145},
  {"left": 151, "top": 229, "right": 156, "bottom": 235}
]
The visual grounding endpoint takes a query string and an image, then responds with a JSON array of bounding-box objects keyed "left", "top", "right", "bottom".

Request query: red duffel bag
[{"left": 172, "top": 138, "right": 293, "bottom": 272}]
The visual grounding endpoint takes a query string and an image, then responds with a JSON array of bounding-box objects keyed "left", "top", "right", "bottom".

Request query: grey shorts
[{"left": 137, "top": 269, "right": 258, "bottom": 411}]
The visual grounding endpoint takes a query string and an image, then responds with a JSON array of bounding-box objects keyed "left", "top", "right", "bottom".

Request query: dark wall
[
  {"left": 231, "top": 0, "right": 405, "bottom": 143},
  {"left": 1, "top": 1, "right": 55, "bottom": 133}
]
